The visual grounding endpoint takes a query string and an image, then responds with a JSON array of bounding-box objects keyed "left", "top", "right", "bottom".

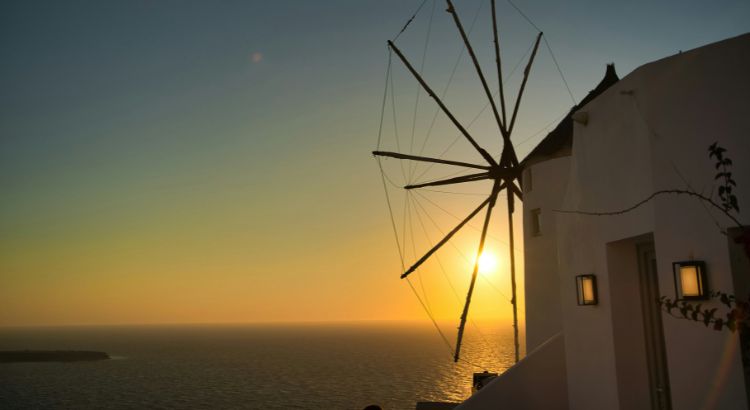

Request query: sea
[{"left": 0, "top": 322, "right": 516, "bottom": 409}]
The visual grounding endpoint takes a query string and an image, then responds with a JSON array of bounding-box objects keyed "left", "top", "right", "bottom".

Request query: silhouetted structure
[{"left": 0, "top": 350, "right": 110, "bottom": 362}]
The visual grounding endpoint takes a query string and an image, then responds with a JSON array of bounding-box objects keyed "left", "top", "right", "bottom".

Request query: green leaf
[{"left": 730, "top": 196, "right": 739, "bottom": 212}]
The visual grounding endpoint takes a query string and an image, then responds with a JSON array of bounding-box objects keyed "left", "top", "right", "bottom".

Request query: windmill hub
[{"left": 488, "top": 165, "right": 521, "bottom": 182}]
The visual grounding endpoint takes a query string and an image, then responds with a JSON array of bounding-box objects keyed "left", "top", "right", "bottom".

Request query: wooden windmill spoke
[
  {"left": 454, "top": 180, "right": 501, "bottom": 362},
  {"left": 508, "top": 181, "right": 523, "bottom": 200},
  {"left": 508, "top": 32, "right": 543, "bottom": 137},
  {"left": 491, "top": 0, "right": 508, "bottom": 127},
  {"left": 446, "top": 0, "right": 507, "bottom": 137},
  {"left": 372, "top": 151, "right": 490, "bottom": 170},
  {"left": 388, "top": 40, "right": 497, "bottom": 166},
  {"left": 499, "top": 143, "right": 520, "bottom": 168},
  {"left": 404, "top": 172, "right": 490, "bottom": 190},
  {"left": 380, "top": 2, "right": 545, "bottom": 366},
  {"left": 400, "top": 195, "right": 492, "bottom": 279}
]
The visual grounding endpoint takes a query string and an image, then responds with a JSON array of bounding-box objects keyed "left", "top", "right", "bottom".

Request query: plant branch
[{"left": 553, "top": 189, "right": 744, "bottom": 231}]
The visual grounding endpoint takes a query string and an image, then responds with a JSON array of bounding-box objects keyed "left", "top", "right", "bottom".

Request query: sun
[{"left": 476, "top": 251, "right": 499, "bottom": 275}]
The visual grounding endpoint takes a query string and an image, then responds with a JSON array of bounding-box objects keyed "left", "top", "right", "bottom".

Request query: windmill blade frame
[{"left": 376, "top": 0, "right": 548, "bottom": 365}]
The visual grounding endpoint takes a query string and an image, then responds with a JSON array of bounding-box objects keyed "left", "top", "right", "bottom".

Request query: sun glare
[{"left": 477, "top": 251, "right": 498, "bottom": 275}]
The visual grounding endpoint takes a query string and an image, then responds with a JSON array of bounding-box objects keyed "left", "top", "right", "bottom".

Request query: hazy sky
[{"left": 2, "top": 0, "right": 749, "bottom": 326}]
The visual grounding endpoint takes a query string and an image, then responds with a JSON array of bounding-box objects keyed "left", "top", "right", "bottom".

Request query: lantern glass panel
[
  {"left": 673, "top": 261, "right": 707, "bottom": 300},
  {"left": 576, "top": 275, "right": 597, "bottom": 305}
]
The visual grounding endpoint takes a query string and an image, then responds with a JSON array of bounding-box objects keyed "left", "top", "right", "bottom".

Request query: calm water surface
[{"left": 0, "top": 323, "right": 515, "bottom": 409}]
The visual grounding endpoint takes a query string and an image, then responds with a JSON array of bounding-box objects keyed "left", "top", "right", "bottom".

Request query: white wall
[
  {"left": 557, "top": 33, "right": 750, "bottom": 409},
  {"left": 641, "top": 33, "right": 750, "bottom": 410},
  {"left": 523, "top": 157, "right": 570, "bottom": 352},
  {"left": 557, "top": 73, "right": 656, "bottom": 408},
  {"left": 456, "top": 333, "right": 568, "bottom": 410}
]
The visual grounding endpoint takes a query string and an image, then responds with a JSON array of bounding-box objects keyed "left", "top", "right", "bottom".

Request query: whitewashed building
[{"left": 458, "top": 32, "right": 750, "bottom": 410}]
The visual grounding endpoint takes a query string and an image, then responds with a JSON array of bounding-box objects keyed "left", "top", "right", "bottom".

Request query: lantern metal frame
[{"left": 576, "top": 274, "right": 598, "bottom": 306}]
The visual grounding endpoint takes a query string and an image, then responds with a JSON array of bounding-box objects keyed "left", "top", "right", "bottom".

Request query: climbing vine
[
  {"left": 650, "top": 144, "right": 750, "bottom": 375},
  {"left": 711, "top": 142, "right": 740, "bottom": 214},
  {"left": 655, "top": 143, "right": 748, "bottom": 336},
  {"left": 659, "top": 291, "right": 748, "bottom": 332}
]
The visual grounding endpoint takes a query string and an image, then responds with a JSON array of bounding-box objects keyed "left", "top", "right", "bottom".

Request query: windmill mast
[{"left": 507, "top": 167, "right": 520, "bottom": 363}]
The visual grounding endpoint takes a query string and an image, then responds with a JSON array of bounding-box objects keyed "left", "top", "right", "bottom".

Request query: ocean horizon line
[{"left": 0, "top": 318, "right": 515, "bottom": 329}]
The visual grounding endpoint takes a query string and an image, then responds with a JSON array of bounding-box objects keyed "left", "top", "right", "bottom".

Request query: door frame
[{"left": 637, "top": 241, "right": 672, "bottom": 410}]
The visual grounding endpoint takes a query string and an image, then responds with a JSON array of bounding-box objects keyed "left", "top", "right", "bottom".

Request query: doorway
[{"left": 608, "top": 235, "right": 672, "bottom": 409}]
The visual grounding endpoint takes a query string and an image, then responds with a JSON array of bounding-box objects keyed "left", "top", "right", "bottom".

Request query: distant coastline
[{"left": 0, "top": 350, "right": 110, "bottom": 363}]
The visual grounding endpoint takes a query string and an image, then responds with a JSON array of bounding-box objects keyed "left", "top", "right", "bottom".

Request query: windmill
[{"left": 373, "top": 0, "right": 546, "bottom": 364}]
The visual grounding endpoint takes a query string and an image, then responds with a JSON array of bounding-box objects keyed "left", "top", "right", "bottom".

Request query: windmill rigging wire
[
  {"left": 411, "top": 193, "right": 507, "bottom": 364},
  {"left": 421, "top": 189, "right": 488, "bottom": 196},
  {"left": 410, "top": 193, "right": 473, "bottom": 264},
  {"left": 407, "top": 210, "right": 504, "bottom": 372},
  {"left": 377, "top": 45, "right": 486, "bottom": 370},
  {"left": 406, "top": 191, "right": 506, "bottom": 370},
  {"left": 412, "top": 194, "right": 512, "bottom": 298},
  {"left": 543, "top": 37, "right": 576, "bottom": 104},
  {"left": 381, "top": 165, "right": 404, "bottom": 190},
  {"left": 410, "top": 193, "right": 513, "bottom": 301},
  {"left": 506, "top": 0, "right": 576, "bottom": 104},
  {"left": 413, "top": 189, "right": 519, "bottom": 252},
  {"left": 380, "top": 156, "right": 478, "bottom": 367},
  {"left": 408, "top": 0, "right": 437, "bottom": 183},
  {"left": 393, "top": 0, "right": 431, "bottom": 41},
  {"left": 505, "top": 0, "right": 541, "bottom": 32},
  {"left": 390, "top": 60, "right": 409, "bottom": 182},
  {"left": 418, "top": 165, "right": 486, "bottom": 186},
  {"left": 412, "top": 195, "right": 510, "bottom": 310},
  {"left": 413, "top": 38, "right": 534, "bottom": 183},
  {"left": 379, "top": 144, "right": 457, "bottom": 362},
  {"left": 376, "top": 50, "right": 392, "bottom": 149},
  {"left": 379, "top": 0, "right": 575, "bottom": 369},
  {"left": 516, "top": 112, "right": 566, "bottom": 148},
  {"left": 401, "top": 187, "right": 411, "bottom": 264},
  {"left": 415, "top": 0, "right": 487, "bottom": 172},
  {"left": 408, "top": 192, "right": 435, "bottom": 313},
  {"left": 411, "top": 200, "right": 462, "bottom": 301}
]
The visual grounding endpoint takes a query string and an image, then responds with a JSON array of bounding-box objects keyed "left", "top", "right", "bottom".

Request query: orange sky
[{"left": 2, "top": 0, "right": 747, "bottom": 326}]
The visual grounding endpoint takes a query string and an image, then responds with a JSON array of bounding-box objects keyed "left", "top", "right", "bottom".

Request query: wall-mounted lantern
[
  {"left": 672, "top": 261, "right": 708, "bottom": 300},
  {"left": 576, "top": 274, "right": 598, "bottom": 306}
]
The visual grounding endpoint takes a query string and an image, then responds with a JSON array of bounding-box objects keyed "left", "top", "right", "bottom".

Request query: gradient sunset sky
[{"left": 2, "top": 0, "right": 749, "bottom": 326}]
